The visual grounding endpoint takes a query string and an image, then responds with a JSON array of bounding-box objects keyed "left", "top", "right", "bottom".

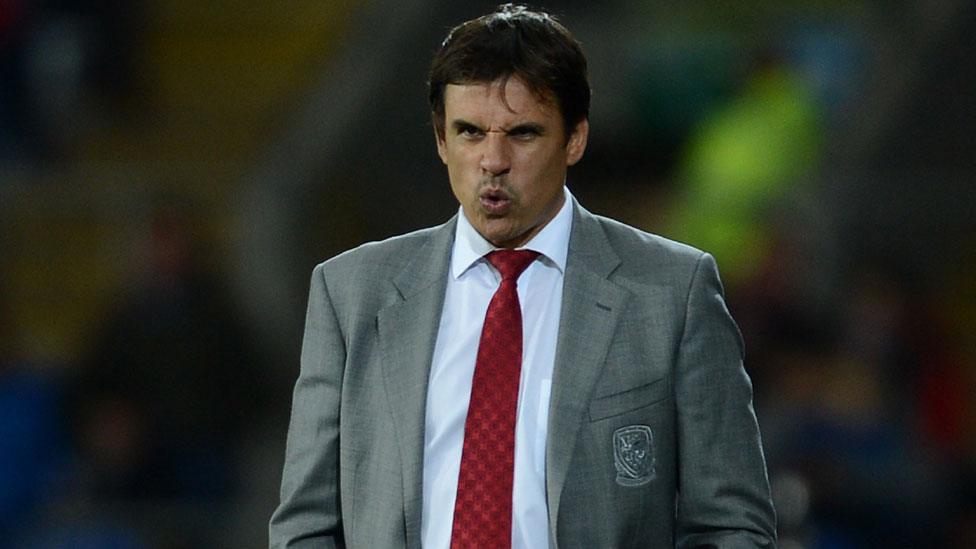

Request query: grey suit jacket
[{"left": 269, "top": 201, "right": 776, "bottom": 548}]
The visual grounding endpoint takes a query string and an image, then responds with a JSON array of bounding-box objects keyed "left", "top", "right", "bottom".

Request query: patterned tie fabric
[{"left": 451, "top": 249, "right": 540, "bottom": 548}]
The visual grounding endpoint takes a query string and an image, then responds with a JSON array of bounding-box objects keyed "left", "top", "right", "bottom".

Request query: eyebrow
[{"left": 452, "top": 120, "right": 482, "bottom": 133}]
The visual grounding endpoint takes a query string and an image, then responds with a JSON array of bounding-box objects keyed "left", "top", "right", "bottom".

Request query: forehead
[{"left": 443, "top": 77, "right": 559, "bottom": 123}]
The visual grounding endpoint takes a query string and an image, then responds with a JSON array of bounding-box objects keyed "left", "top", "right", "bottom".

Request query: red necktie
[{"left": 451, "top": 249, "right": 539, "bottom": 549}]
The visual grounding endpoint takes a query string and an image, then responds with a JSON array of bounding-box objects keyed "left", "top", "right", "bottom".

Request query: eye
[
  {"left": 456, "top": 124, "right": 484, "bottom": 139},
  {"left": 507, "top": 125, "right": 542, "bottom": 141}
]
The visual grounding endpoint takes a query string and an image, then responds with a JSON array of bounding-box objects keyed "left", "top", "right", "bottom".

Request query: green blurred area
[{"left": 670, "top": 65, "right": 822, "bottom": 284}]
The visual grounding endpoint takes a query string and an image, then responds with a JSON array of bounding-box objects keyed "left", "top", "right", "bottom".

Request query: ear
[
  {"left": 565, "top": 119, "right": 589, "bottom": 166},
  {"left": 434, "top": 123, "right": 448, "bottom": 165}
]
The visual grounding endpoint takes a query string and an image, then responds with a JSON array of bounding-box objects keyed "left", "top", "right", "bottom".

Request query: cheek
[
  {"left": 447, "top": 149, "right": 476, "bottom": 175},
  {"left": 518, "top": 152, "right": 562, "bottom": 187},
  {"left": 447, "top": 164, "right": 475, "bottom": 201}
]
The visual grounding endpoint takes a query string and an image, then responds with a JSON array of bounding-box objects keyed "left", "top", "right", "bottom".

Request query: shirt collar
[{"left": 452, "top": 186, "right": 573, "bottom": 279}]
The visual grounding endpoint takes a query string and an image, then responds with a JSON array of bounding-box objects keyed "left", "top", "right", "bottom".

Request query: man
[{"left": 270, "top": 5, "right": 776, "bottom": 548}]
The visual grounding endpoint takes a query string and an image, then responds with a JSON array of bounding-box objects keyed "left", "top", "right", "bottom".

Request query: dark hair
[{"left": 428, "top": 4, "right": 590, "bottom": 140}]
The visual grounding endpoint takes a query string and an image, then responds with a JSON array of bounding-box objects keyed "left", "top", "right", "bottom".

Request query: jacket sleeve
[
  {"left": 269, "top": 263, "right": 346, "bottom": 548},
  {"left": 674, "top": 253, "right": 777, "bottom": 548}
]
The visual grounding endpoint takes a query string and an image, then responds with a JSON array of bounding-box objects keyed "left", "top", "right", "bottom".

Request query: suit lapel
[
  {"left": 547, "top": 203, "right": 627, "bottom": 538},
  {"left": 377, "top": 217, "right": 456, "bottom": 549}
]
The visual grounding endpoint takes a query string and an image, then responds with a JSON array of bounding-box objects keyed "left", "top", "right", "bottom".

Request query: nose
[{"left": 479, "top": 132, "right": 511, "bottom": 176}]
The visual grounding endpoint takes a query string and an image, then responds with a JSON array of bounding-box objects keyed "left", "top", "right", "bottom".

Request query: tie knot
[{"left": 486, "top": 250, "right": 539, "bottom": 281}]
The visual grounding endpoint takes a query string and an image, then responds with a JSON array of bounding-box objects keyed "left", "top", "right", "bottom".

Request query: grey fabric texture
[{"left": 269, "top": 201, "right": 776, "bottom": 548}]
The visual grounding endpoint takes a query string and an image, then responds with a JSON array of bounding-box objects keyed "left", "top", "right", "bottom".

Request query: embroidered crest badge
[{"left": 613, "top": 425, "right": 656, "bottom": 487}]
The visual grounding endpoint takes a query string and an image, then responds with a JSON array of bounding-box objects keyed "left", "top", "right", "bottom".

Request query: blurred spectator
[
  {"left": 0, "top": 277, "right": 71, "bottom": 545},
  {"left": 0, "top": 368, "right": 67, "bottom": 541},
  {"left": 0, "top": 0, "right": 143, "bottom": 165},
  {"left": 74, "top": 200, "right": 269, "bottom": 508},
  {"left": 667, "top": 53, "right": 823, "bottom": 286},
  {"left": 0, "top": 0, "right": 36, "bottom": 163},
  {"left": 754, "top": 266, "right": 958, "bottom": 548}
]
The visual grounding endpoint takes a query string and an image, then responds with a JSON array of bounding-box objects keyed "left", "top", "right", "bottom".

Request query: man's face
[{"left": 436, "top": 76, "right": 588, "bottom": 249}]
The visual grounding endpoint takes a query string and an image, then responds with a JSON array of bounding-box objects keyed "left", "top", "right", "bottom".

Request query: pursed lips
[{"left": 479, "top": 187, "right": 514, "bottom": 216}]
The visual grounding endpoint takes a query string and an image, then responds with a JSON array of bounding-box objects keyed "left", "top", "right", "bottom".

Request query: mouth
[{"left": 479, "top": 188, "right": 512, "bottom": 216}]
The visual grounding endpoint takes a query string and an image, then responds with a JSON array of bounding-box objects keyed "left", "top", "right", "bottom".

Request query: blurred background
[{"left": 1, "top": 0, "right": 974, "bottom": 547}]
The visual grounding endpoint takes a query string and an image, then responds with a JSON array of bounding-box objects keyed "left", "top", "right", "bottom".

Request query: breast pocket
[{"left": 588, "top": 377, "right": 671, "bottom": 422}]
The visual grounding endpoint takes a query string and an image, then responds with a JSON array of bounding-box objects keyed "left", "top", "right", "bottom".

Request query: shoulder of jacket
[
  {"left": 585, "top": 211, "right": 706, "bottom": 266},
  {"left": 314, "top": 222, "right": 449, "bottom": 277}
]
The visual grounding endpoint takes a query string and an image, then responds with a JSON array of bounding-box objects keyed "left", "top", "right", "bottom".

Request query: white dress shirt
[{"left": 421, "top": 187, "right": 572, "bottom": 549}]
